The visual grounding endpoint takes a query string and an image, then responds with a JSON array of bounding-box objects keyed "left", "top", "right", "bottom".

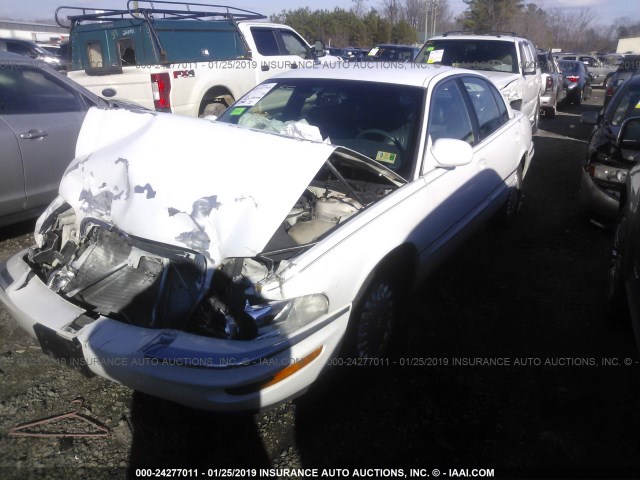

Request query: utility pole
[{"left": 424, "top": 0, "right": 441, "bottom": 41}]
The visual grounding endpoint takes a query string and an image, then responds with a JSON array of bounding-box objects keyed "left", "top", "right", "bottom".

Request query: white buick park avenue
[{"left": 0, "top": 65, "right": 534, "bottom": 411}]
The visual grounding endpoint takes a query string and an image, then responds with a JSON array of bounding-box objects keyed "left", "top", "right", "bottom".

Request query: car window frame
[
  {"left": 0, "top": 63, "right": 92, "bottom": 115},
  {"left": 278, "top": 29, "right": 311, "bottom": 59},
  {"left": 459, "top": 75, "right": 509, "bottom": 141},
  {"left": 426, "top": 76, "right": 477, "bottom": 150}
]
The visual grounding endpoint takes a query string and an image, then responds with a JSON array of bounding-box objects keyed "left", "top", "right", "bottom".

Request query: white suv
[{"left": 415, "top": 32, "right": 542, "bottom": 132}]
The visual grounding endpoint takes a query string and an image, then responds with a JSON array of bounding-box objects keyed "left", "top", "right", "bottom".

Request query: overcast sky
[{"left": 0, "top": 0, "right": 636, "bottom": 27}]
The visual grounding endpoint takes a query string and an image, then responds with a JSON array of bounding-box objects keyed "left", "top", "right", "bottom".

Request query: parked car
[
  {"left": 604, "top": 118, "right": 640, "bottom": 345},
  {"left": 0, "top": 65, "right": 534, "bottom": 411},
  {"left": 37, "top": 42, "right": 70, "bottom": 69},
  {"left": 579, "top": 74, "right": 640, "bottom": 222},
  {"left": 58, "top": 2, "right": 339, "bottom": 118},
  {"left": 537, "top": 51, "right": 566, "bottom": 118},
  {"left": 331, "top": 47, "right": 364, "bottom": 62},
  {"left": 414, "top": 32, "right": 542, "bottom": 132},
  {"left": 558, "top": 60, "right": 592, "bottom": 105},
  {"left": 0, "top": 38, "right": 67, "bottom": 71},
  {"left": 604, "top": 55, "right": 640, "bottom": 107},
  {"left": 0, "top": 52, "right": 141, "bottom": 227},
  {"left": 555, "top": 53, "right": 617, "bottom": 87},
  {"left": 365, "top": 44, "right": 419, "bottom": 62}
]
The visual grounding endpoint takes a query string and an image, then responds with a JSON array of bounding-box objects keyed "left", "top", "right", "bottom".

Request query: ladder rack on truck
[
  {"left": 55, "top": 1, "right": 265, "bottom": 27},
  {"left": 59, "top": 0, "right": 335, "bottom": 118},
  {"left": 56, "top": 1, "right": 265, "bottom": 62}
]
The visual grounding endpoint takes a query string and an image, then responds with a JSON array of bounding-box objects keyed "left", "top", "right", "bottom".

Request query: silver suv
[{"left": 414, "top": 32, "right": 542, "bottom": 132}]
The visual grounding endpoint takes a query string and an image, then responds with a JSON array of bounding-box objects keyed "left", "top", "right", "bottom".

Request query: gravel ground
[{"left": 1, "top": 89, "right": 639, "bottom": 480}]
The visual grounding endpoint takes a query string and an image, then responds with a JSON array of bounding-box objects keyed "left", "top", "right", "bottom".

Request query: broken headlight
[{"left": 194, "top": 293, "right": 329, "bottom": 340}]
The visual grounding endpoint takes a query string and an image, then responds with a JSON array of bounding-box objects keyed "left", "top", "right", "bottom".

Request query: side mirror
[
  {"left": 580, "top": 111, "right": 600, "bottom": 125},
  {"left": 102, "top": 88, "right": 117, "bottom": 98},
  {"left": 314, "top": 41, "right": 326, "bottom": 58},
  {"left": 618, "top": 117, "right": 640, "bottom": 150},
  {"left": 431, "top": 138, "right": 473, "bottom": 168}
]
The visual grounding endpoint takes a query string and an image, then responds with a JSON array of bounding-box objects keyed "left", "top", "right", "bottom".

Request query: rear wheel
[
  {"left": 497, "top": 164, "right": 523, "bottom": 226},
  {"left": 546, "top": 97, "right": 556, "bottom": 118},
  {"left": 202, "top": 102, "right": 227, "bottom": 118}
]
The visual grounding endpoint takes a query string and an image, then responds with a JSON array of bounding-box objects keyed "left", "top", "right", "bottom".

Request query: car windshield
[
  {"left": 218, "top": 79, "right": 425, "bottom": 179},
  {"left": 367, "top": 46, "right": 416, "bottom": 62},
  {"left": 414, "top": 39, "right": 518, "bottom": 74}
]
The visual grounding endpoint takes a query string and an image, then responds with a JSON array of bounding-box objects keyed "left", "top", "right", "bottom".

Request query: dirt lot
[{"left": 1, "top": 89, "right": 639, "bottom": 480}]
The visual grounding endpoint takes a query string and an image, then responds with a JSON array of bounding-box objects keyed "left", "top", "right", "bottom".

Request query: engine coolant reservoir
[{"left": 288, "top": 196, "right": 359, "bottom": 244}]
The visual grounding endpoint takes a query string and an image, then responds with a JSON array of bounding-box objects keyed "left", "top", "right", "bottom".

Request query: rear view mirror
[{"left": 618, "top": 117, "right": 640, "bottom": 150}]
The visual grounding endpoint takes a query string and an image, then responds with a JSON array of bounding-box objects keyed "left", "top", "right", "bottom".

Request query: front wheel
[
  {"left": 346, "top": 273, "right": 399, "bottom": 359},
  {"left": 496, "top": 164, "right": 523, "bottom": 226}
]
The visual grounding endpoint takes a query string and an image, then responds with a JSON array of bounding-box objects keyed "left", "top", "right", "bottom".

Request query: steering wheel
[{"left": 355, "top": 129, "right": 404, "bottom": 152}]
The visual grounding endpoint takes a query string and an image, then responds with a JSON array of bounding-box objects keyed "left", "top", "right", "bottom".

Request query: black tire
[
  {"left": 345, "top": 270, "right": 399, "bottom": 359},
  {"left": 202, "top": 102, "right": 227, "bottom": 117},
  {"left": 497, "top": 164, "right": 523, "bottom": 226},
  {"left": 606, "top": 211, "right": 630, "bottom": 320},
  {"left": 575, "top": 89, "right": 582, "bottom": 106},
  {"left": 532, "top": 100, "right": 540, "bottom": 134},
  {"left": 546, "top": 102, "right": 556, "bottom": 119}
]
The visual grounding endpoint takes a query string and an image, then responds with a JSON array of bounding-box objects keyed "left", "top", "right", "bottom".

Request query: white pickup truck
[{"left": 57, "top": 1, "right": 340, "bottom": 117}]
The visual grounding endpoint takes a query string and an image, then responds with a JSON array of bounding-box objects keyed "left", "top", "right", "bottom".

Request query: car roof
[
  {"left": 0, "top": 51, "right": 38, "bottom": 62},
  {"left": 268, "top": 63, "right": 458, "bottom": 87},
  {"left": 373, "top": 44, "right": 417, "bottom": 48},
  {"left": 428, "top": 33, "right": 525, "bottom": 42},
  {"left": 0, "top": 37, "right": 37, "bottom": 44}
]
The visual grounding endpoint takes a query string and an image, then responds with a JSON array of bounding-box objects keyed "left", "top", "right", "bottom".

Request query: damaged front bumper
[
  {"left": 0, "top": 248, "right": 349, "bottom": 411},
  {"left": 579, "top": 167, "right": 624, "bottom": 223}
]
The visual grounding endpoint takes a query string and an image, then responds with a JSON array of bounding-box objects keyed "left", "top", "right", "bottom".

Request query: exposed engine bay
[{"left": 28, "top": 155, "right": 400, "bottom": 342}]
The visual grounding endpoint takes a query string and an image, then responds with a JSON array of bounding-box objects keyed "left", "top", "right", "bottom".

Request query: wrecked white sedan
[{"left": 0, "top": 66, "right": 533, "bottom": 411}]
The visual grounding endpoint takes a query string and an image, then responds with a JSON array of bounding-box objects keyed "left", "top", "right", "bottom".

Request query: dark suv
[{"left": 605, "top": 55, "right": 640, "bottom": 107}]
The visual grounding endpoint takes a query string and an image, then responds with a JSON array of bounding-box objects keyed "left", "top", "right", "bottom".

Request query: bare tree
[
  {"left": 403, "top": 0, "right": 426, "bottom": 31},
  {"left": 379, "top": 0, "right": 401, "bottom": 23},
  {"left": 351, "top": 0, "right": 369, "bottom": 18}
]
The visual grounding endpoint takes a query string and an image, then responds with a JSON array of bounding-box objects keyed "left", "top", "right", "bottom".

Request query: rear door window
[{"left": 252, "top": 28, "right": 280, "bottom": 56}]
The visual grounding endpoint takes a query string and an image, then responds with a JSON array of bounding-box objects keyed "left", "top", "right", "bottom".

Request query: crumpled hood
[
  {"left": 479, "top": 71, "right": 520, "bottom": 91},
  {"left": 61, "top": 107, "right": 337, "bottom": 265}
]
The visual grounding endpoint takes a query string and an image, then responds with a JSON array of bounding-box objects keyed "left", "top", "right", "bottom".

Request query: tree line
[{"left": 271, "top": 0, "right": 640, "bottom": 52}]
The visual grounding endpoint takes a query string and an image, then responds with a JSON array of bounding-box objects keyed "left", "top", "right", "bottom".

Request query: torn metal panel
[{"left": 60, "top": 108, "right": 338, "bottom": 265}]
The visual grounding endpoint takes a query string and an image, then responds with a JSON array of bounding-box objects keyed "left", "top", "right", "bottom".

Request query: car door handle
[
  {"left": 478, "top": 158, "right": 487, "bottom": 170},
  {"left": 20, "top": 129, "right": 48, "bottom": 140},
  {"left": 261, "top": 63, "right": 270, "bottom": 72}
]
